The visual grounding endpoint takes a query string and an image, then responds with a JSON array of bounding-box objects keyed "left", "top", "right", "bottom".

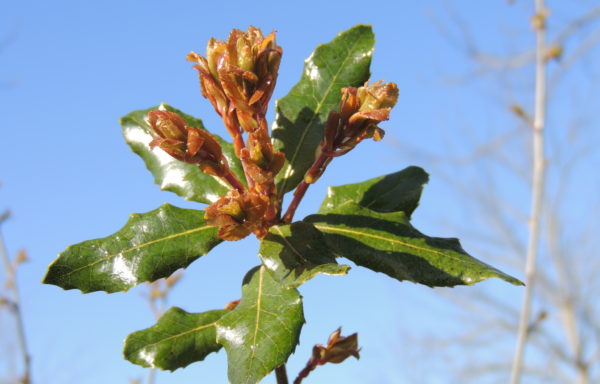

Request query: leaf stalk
[{"left": 275, "top": 364, "right": 289, "bottom": 384}]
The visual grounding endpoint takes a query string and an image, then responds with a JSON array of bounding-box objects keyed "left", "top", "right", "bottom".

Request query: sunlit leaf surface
[
  {"left": 273, "top": 25, "right": 375, "bottom": 197},
  {"left": 124, "top": 307, "right": 227, "bottom": 371},
  {"left": 307, "top": 169, "right": 523, "bottom": 287},
  {"left": 121, "top": 104, "right": 245, "bottom": 204},
  {"left": 216, "top": 266, "right": 304, "bottom": 384},
  {"left": 44, "top": 204, "right": 221, "bottom": 293}
]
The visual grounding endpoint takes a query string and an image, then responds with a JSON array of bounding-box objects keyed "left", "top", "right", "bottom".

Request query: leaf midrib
[
  {"left": 58, "top": 225, "right": 213, "bottom": 278},
  {"left": 135, "top": 321, "right": 218, "bottom": 351},
  {"left": 277, "top": 37, "right": 367, "bottom": 198},
  {"left": 249, "top": 267, "right": 265, "bottom": 369},
  {"left": 313, "top": 224, "right": 481, "bottom": 268},
  {"left": 274, "top": 226, "right": 309, "bottom": 264}
]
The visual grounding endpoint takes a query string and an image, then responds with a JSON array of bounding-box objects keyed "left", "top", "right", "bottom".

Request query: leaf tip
[{"left": 505, "top": 275, "right": 525, "bottom": 286}]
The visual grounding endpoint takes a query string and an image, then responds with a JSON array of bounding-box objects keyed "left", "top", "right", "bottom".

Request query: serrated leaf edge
[
  {"left": 123, "top": 308, "right": 227, "bottom": 371},
  {"left": 313, "top": 222, "right": 520, "bottom": 285},
  {"left": 124, "top": 321, "right": 221, "bottom": 371},
  {"left": 49, "top": 224, "right": 213, "bottom": 281}
]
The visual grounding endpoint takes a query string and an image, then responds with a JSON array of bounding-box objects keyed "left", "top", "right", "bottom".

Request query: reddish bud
[
  {"left": 321, "top": 81, "right": 398, "bottom": 155},
  {"left": 224, "top": 299, "right": 240, "bottom": 311},
  {"left": 317, "top": 328, "right": 360, "bottom": 364},
  {"left": 357, "top": 80, "right": 399, "bottom": 111},
  {"left": 148, "top": 110, "right": 187, "bottom": 142},
  {"left": 188, "top": 27, "right": 282, "bottom": 130},
  {"left": 295, "top": 328, "right": 360, "bottom": 383},
  {"left": 147, "top": 109, "right": 231, "bottom": 178},
  {"left": 205, "top": 189, "right": 269, "bottom": 241}
]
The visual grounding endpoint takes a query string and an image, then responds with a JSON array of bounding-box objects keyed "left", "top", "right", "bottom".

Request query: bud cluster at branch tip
[
  {"left": 305, "top": 81, "right": 398, "bottom": 184},
  {"left": 147, "top": 110, "right": 232, "bottom": 179},
  {"left": 187, "top": 27, "right": 282, "bottom": 134},
  {"left": 148, "top": 28, "right": 399, "bottom": 239},
  {"left": 185, "top": 27, "right": 286, "bottom": 239},
  {"left": 294, "top": 328, "right": 360, "bottom": 383},
  {"left": 204, "top": 189, "right": 269, "bottom": 240},
  {"left": 315, "top": 328, "right": 360, "bottom": 364}
]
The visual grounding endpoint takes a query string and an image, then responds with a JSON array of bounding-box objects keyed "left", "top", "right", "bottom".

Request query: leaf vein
[
  {"left": 277, "top": 37, "right": 365, "bottom": 197},
  {"left": 58, "top": 225, "right": 213, "bottom": 278},
  {"left": 314, "top": 224, "right": 475, "bottom": 266},
  {"left": 135, "top": 321, "right": 217, "bottom": 351}
]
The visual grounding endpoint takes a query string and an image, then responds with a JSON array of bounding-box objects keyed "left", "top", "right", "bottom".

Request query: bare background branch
[
  {"left": 395, "top": 1, "right": 600, "bottom": 383},
  {"left": 1, "top": 210, "right": 32, "bottom": 384}
]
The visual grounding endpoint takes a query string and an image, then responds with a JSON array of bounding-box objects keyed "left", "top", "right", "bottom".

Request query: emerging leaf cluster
[{"left": 44, "top": 25, "right": 521, "bottom": 384}]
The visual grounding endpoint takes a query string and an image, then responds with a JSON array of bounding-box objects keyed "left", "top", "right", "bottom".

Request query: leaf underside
[
  {"left": 124, "top": 307, "right": 227, "bottom": 371},
  {"left": 216, "top": 266, "right": 304, "bottom": 384},
  {"left": 272, "top": 25, "right": 375, "bottom": 198},
  {"left": 121, "top": 103, "right": 245, "bottom": 204},
  {"left": 43, "top": 204, "right": 221, "bottom": 293}
]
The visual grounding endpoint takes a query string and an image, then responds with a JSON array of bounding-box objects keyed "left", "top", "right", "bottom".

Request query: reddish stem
[
  {"left": 232, "top": 131, "right": 246, "bottom": 156},
  {"left": 275, "top": 365, "right": 289, "bottom": 384},
  {"left": 282, "top": 180, "right": 309, "bottom": 223},
  {"left": 224, "top": 114, "right": 255, "bottom": 189},
  {"left": 293, "top": 361, "right": 317, "bottom": 384},
  {"left": 282, "top": 151, "right": 330, "bottom": 223},
  {"left": 222, "top": 168, "right": 246, "bottom": 192}
]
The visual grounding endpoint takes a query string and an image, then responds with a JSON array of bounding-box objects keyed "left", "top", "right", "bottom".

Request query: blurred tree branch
[
  {"left": 398, "top": 2, "right": 600, "bottom": 383},
  {"left": 0, "top": 210, "right": 31, "bottom": 384},
  {"left": 129, "top": 271, "right": 183, "bottom": 384},
  {"left": 510, "top": 1, "right": 548, "bottom": 383}
]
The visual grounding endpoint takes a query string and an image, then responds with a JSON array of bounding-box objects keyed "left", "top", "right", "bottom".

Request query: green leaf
[
  {"left": 306, "top": 202, "right": 523, "bottom": 287},
  {"left": 43, "top": 204, "right": 221, "bottom": 293},
  {"left": 216, "top": 266, "right": 304, "bottom": 384},
  {"left": 124, "top": 307, "right": 227, "bottom": 371},
  {"left": 121, "top": 103, "right": 245, "bottom": 204},
  {"left": 272, "top": 25, "right": 375, "bottom": 198},
  {"left": 319, "top": 166, "right": 429, "bottom": 219},
  {"left": 259, "top": 222, "right": 350, "bottom": 288}
]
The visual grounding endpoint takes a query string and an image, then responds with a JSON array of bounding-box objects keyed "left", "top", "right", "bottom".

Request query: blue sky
[{"left": 1, "top": 1, "right": 598, "bottom": 383}]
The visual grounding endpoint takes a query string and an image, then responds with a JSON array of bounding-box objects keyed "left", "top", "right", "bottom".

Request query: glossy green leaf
[
  {"left": 124, "top": 307, "right": 227, "bottom": 371},
  {"left": 306, "top": 202, "right": 523, "bottom": 287},
  {"left": 43, "top": 204, "right": 221, "bottom": 293},
  {"left": 272, "top": 25, "right": 375, "bottom": 197},
  {"left": 259, "top": 222, "right": 350, "bottom": 288},
  {"left": 121, "top": 103, "right": 245, "bottom": 204},
  {"left": 319, "top": 166, "right": 429, "bottom": 219},
  {"left": 216, "top": 266, "right": 304, "bottom": 384}
]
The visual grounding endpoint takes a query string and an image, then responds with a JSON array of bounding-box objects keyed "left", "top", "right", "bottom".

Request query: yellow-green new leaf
[
  {"left": 43, "top": 204, "right": 221, "bottom": 293},
  {"left": 259, "top": 222, "right": 350, "bottom": 288},
  {"left": 216, "top": 266, "right": 304, "bottom": 384},
  {"left": 124, "top": 307, "right": 227, "bottom": 371},
  {"left": 306, "top": 202, "right": 523, "bottom": 287},
  {"left": 121, "top": 103, "right": 245, "bottom": 204}
]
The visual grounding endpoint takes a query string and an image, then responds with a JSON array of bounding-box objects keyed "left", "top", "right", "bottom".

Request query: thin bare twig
[
  {"left": 510, "top": 1, "right": 548, "bottom": 383},
  {"left": 407, "top": 2, "right": 600, "bottom": 382},
  {"left": 139, "top": 271, "right": 183, "bottom": 384},
  {"left": 0, "top": 211, "right": 32, "bottom": 384}
]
